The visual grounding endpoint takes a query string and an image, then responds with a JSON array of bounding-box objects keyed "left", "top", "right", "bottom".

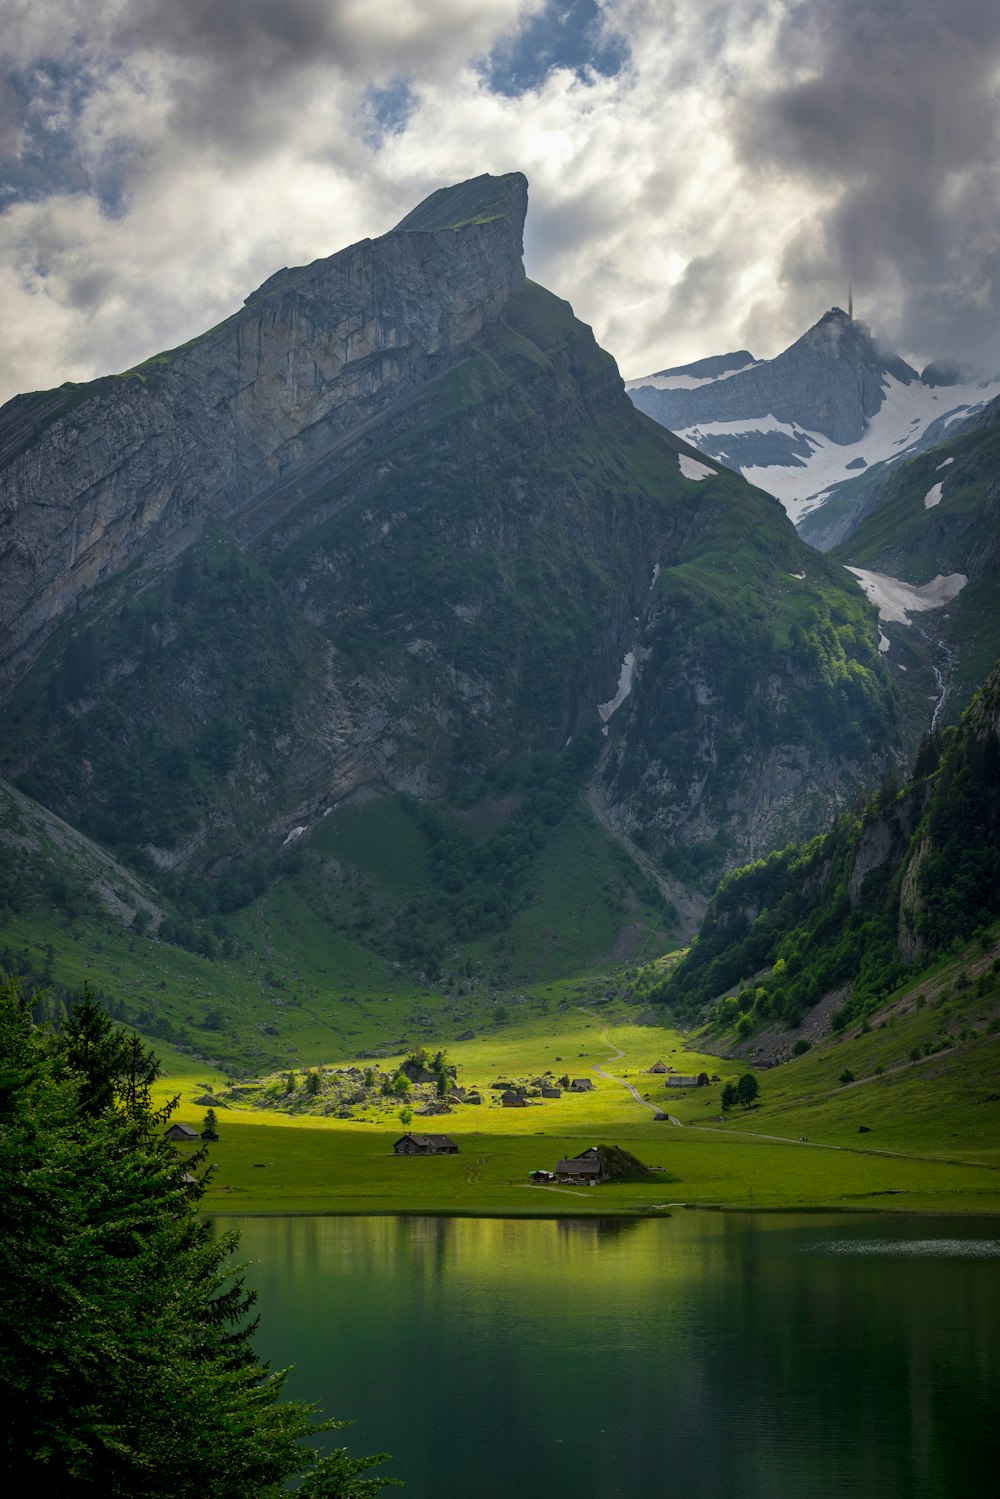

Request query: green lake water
[{"left": 228, "top": 1213, "right": 1000, "bottom": 1498}]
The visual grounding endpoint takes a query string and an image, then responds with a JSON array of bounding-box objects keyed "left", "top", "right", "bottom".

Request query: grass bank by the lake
[{"left": 153, "top": 1014, "right": 1000, "bottom": 1217}]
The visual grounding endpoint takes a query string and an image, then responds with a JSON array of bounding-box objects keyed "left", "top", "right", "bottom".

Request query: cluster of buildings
[{"left": 498, "top": 1076, "right": 594, "bottom": 1106}]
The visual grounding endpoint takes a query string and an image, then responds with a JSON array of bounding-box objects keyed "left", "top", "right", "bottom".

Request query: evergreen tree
[{"left": 0, "top": 976, "right": 397, "bottom": 1496}]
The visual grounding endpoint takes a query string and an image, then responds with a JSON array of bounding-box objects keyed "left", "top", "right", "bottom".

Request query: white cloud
[{"left": 1, "top": 0, "right": 998, "bottom": 405}]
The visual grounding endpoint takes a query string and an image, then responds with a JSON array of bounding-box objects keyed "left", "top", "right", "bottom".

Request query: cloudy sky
[{"left": 3, "top": 0, "right": 1000, "bottom": 405}]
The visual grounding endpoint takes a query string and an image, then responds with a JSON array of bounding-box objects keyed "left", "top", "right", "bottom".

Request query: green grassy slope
[
  {"left": 1, "top": 771, "right": 675, "bottom": 1073},
  {"left": 830, "top": 402, "right": 1000, "bottom": 722},
  {"left": 651, "top": 658, "right": 1000, "bottom": 1039}
]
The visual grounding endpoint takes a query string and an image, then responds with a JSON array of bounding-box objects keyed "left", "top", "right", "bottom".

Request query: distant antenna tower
[{"left": 848, "top": 283, "right": 853, "bottom": 321}]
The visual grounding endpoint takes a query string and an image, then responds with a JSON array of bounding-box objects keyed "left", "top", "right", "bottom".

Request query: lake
[{"left": 228, "top": 1213, "right": 1000, "bottom": 1498}]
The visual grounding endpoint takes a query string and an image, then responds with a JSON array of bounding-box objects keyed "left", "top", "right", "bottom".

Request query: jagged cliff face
[
  {"left": 596, "top": 482, "right": 900, "bottom": 883},
  {"left": 0, "top": 173, "right": 528, "bottom": 693},
  {"left": 0, "top": 173, "right": 903, "bottom": 889},
  {"left": 825, "top": 395, "right": 1000, "bottom": 727}
]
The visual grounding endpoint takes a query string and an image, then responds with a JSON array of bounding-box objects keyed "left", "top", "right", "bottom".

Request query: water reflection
[{"left": 225, "top": 1214, "right": 1000, "bottom": 1499}]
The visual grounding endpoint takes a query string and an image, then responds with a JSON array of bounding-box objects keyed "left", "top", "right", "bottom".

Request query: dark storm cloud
[
  {"left": 735, "top": 0, "right": 1000, "bottom": 366},
  {"left": 116, "top": 0, "right": 355, "bottom": 70},
  {"left": 109, "top": 0, "right": 360, "bottom": 158}
]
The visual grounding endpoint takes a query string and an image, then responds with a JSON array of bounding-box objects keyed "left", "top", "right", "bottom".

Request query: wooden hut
[{"left": 393, "top": 1133, "right": 459, "bottom": 1156}]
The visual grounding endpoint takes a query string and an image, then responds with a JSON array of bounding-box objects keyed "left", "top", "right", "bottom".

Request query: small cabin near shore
[
  {"left": 554, "top": 1143, "right": 656, "bottom": 1185},
  {"left": 164, "top": 1123, "right": 200, "bottom": 1143},
  {"left": 555, "top": 1147, "right": 606, "bottom": 1184},
  {"left": 393, "top": 1133, "right": 459, "bottom": 1156}
]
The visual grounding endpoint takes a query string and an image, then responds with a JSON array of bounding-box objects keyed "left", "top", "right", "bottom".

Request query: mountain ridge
[
  {"left": 0, "top": 173, "right": 530, "bottom": 696},
  {"left": 628, "top": 309, "right": 1000, "bottom": 528},
  {"left": 0, "top": 173, "right": 912, "bottom": 1000}
]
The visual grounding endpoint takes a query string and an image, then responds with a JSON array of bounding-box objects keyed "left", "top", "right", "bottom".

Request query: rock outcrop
[{"left": 0, "top": 173, "right": 529, "bottom": 694}]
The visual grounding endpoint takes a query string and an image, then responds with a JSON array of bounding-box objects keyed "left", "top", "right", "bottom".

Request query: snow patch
[
  {"left": 878, "top": 628, "right": 890, "bottom": 654},
  {"left": 691, "top": 371, "right": 1000, "bottom": 525},
  {"left": 845, "top": 567, "right": 968, "bottom": 625},
  {"left": 650, "top": 562, "right": 660, "bottom": 589},
  {"left": 682, "top": 414, "right": 808, "bottom": 442},
  {"left": 598, "top": 652, "right": 635, "bottom": 722},
  {"left": 923, "top": 482, "right": 944, "bottom": 509},
  {"left": 283, "top": 825, "right": 308, "bottom": 846},
  {"left": 626, "top": 363, "right": 761, "bottom": 392},
  {"left": 789, "top": 571, "right": 806, "bottom": 580},
  {"left": 936, "top": 456, "right": 954, "bottom": 470},
  {"left": 677, "top": 453, "right": 717, "bottom": 481}
]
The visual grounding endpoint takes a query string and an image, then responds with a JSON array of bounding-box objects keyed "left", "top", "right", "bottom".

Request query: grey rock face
[
  {"left": 629, "top": 309, "right": 918, "bottom": 448},
  {"left": 0, "top": 173, "right": 528, "bottom": 694},
  {"left": 0, "top": 172, "right": 904, "bottom": 902}
]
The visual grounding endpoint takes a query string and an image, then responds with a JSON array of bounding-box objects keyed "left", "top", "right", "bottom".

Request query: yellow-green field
[{"left": 153, "top": 1012, "right": 1000, "bottom": 1217}]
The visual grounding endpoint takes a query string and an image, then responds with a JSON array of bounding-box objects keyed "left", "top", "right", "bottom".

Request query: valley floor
[{"left": 154, "top": 1013, "right": 1000, "bottom": 1217}]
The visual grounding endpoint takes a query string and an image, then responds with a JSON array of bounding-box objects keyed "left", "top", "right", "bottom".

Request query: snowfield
[
  {"left": 845, "top": 568, "right": 968, "bottom": 625},
  {"left": 923, "top": 482, "right": 944, "bottom": 509},
  {"left": 625, "top": 363, "right": 762, "bottom": 392},
  {"left": 677, "top": 453, "right": 717, "bottom": 481},
  {"left": 669, "top": 372, "right": 1000, "bottom": 525}
]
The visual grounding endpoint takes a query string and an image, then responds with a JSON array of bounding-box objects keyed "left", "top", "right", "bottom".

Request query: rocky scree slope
[{"left": 0, "top": 174, "right": 903, "bottom": 907}]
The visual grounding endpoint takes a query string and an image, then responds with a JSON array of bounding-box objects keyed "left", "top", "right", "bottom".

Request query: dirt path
[
  {"left": 591, "top": 1033, "right": 667, "bottom": 1118},
  {"left": 587, "top": 1032, "right": 991, "bottom": 1168},
  {"left": 519, "top": 1183, "right": 594, "bottom": 1199}
]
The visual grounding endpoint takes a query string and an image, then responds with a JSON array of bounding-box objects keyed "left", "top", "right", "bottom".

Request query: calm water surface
[{"left": 228, "top": 1213, "right": 1000, "bottom": 1499}]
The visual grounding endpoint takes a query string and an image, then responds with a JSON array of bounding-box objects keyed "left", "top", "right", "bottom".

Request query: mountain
[
  {"left": 627, "top": 310, "right": 1000, "bottom": 531},
  {"left": 0, "top": 173, "right": 911, "bottom": 1011},
  {"left": 825, "top": 395, "right": 1000, "bottom": 727},
  {"left": 650, "top": 657, "right": 1000, "bottom": 1049}
]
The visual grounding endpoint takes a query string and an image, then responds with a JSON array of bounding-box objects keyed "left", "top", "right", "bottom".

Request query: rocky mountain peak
[
  {"left": 776, "top": 306, "right": 917, "bottom": 394},
  {"left": 0, "top": 173, "right": 530, "bottom": 693},
  {"left": 391, "top": 170, "right": 528, "bottom": 240},
  {"left": 626, "top": 302, "right": 929, "bottom": 500}
]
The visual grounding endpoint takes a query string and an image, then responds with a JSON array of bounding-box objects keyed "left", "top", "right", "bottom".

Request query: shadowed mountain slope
[{"left": 0, "top": 175, "right": 909, "bottom": 980}]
